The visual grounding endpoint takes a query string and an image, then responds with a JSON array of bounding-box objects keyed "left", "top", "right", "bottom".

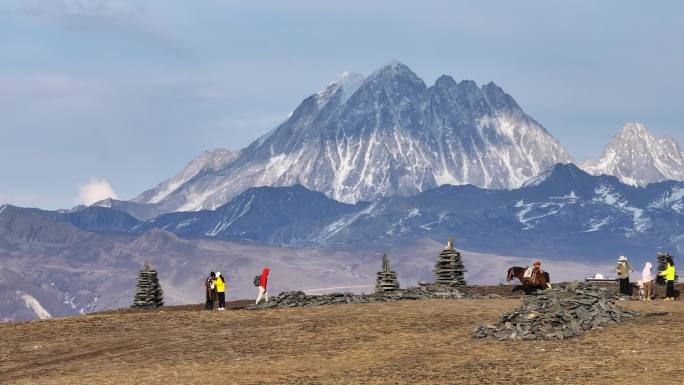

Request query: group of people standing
[
  {"left": 204, "top": 271, "right": 227, "bottom": 310},
  {"left": 616, "top": 255, "right": 677, "bottom": 300},
  {"left": 204, "top": 267, "right": 271, "bottom": 310}
]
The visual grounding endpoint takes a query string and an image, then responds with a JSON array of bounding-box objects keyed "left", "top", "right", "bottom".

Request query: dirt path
[{"left": 1, "top": 298, "right": 683, "bottom": 384}]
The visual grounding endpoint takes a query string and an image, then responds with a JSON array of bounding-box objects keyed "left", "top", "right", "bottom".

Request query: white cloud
[{"left": 77, "top": 178, "right": 118, "bottom": 205}]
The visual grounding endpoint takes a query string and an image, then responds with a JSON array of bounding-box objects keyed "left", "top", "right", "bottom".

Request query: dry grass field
[{"left": 1, "top": 294, "right": 683, "bottom": 385}]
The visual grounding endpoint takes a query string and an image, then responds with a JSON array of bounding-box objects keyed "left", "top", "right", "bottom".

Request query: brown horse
[{"left": 507, "top": 266, "right": 552, "bottom": 293}]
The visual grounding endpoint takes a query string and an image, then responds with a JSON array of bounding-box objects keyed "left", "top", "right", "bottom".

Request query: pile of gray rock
[
  {"left": 473, "top": 282, "right": 638, "bottom": 341},
  {"left": 376, "top": 253, "right": 400, "bottom": 293},
  {"left": 434, "top": 237, "right": 466, "bottom": 286},
  {"left": 131, "top": 261, "right": 164, "bottom": 309},
  {"left": 248, "top": 285, "right": 466, "bottom": 309}
]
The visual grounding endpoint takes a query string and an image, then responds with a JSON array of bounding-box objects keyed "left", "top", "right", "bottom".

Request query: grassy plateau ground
[{"left": 1, "top": 287, "right": 683, "bottom": 385}]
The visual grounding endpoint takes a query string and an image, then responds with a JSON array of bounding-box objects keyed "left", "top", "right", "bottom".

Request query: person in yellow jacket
[
  {"left": 659, "top": 257, "right": 676, "bottom": 301},
  {"left": 215, "top": 272, "right": 227, "bottom": 310}
]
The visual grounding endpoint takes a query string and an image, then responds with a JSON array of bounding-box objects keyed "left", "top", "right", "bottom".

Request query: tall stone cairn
[
  {"left": 131, "top": 260, "right": 164, "bottom": 309},
  {"left": 656, "top": 252, "right": 678, "bottom": 284},
  {"left": 375, "top": 253, "right": 400, "bottom": 293},
  {"left": 433, "top": 237, "right": 466, "bottom": 286}
]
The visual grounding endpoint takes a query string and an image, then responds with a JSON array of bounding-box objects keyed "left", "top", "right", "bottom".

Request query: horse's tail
[{"left": 544, "top": 272, "right": 552, "bottom": 289}]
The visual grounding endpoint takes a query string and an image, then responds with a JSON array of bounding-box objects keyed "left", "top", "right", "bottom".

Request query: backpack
[{"left": 253, "top": 275, "right": 261, "bottom": 287}]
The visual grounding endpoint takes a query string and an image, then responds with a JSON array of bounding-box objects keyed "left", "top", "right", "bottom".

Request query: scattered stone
[
  {"left": 376, "top": 253, "right": 400, "bottom": 293},
  {"left": 131, "top": 260, "right": 164, "bottom": 309},
  {"left": 473, "top": 282, "right": 638, "bottom": 341},
  {"left": 434, "top": 237, "right": 466, "bottom": 286}
]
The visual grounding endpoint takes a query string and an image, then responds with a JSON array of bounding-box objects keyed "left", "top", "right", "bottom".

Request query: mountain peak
[
  {"left": 434, "top": 74, "right": 457, "bottom": 88},
  {"left": 132, "top": 62, "right": 571, "bottom": 211},
  {"left": 368, "top": 61, "right": 422, "bottom": 82},
  {"left": 581, "top": 122, "right": 684, "bottom": 186},
  {"left": 620, "top": 122, "right": 648, "bottom": 136},
  {"left": 523, "top": 163, "right": 589, "bottom": 187},
  {"left": 316, "top": 71, "right": 364, "bottom": 106},
  {"left": 481, "top": 81, "right": 521, "bottom": 113}
]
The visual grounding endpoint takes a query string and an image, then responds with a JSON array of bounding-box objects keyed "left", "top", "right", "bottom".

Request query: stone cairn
[
  {"left": 131, "top": 260, "right": 164, "bottom": 309},
  {"left": 656, "top": 252, "right": 678, "bottom": 285},
  {"left": 375, "top": 253, "right": 400, "bottom": 293},
  {"left": 473, "top": 282, "right": 638, "bottom": 341},
  {"left": 433, "top": 237, "right": 466, "bottom": 286}
]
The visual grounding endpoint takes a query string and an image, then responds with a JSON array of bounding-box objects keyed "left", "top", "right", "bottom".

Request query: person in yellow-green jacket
[
  {"left": 659, "top": 256, "right": 676, "bottom": 301},
  {"left": 215, "top": 272, "right": 226, "bottom": 310}
]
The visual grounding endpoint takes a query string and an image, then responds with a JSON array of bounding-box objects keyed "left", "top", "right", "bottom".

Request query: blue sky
[{"left": 1, "top": 0, "right": 683, "bottom": 209}]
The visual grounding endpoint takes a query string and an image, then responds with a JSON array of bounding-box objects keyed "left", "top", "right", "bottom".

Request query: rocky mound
[
  {"left": 473, "top": 282, "right": 639, "bottom": 341},
  {"left": 247, "top": 285, "right": 469, "bottom": 309}
]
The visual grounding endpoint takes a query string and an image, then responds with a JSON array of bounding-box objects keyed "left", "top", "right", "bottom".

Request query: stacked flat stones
[
  {"left": 657, "top": 252, "right": 678, "bottom": 283},
  {"left": 248, "top": 286, "right": 468, "bottom": 309},
  {"left": 131, "top": 261, "right": 164, "bottom": 309},
  {"left": 433, "top": 237, "right": 466, "bottom": 286},
  {"left": 473, "top": 282, "right": 638, "bottom": 341},
  {"left": 375, "top": 253, "right": 400, "bottom": 293}
]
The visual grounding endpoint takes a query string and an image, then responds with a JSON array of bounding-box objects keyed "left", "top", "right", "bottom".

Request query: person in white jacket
[{"left": 642, "top": 262, "right": 653, "bottom": 301}]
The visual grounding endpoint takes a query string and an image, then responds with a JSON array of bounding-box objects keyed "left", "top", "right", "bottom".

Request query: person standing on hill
[
  {"left": 615, "top": 256, "right": 633, "bottom": 296},
  {"left": 215, "top": 272, "right": 226, "bottom": 310},
  {"left": 204, "top": 272, "right": 216, "bottom": 310},
  {"left": 641, "top": 262, "right": 653, "bottom": 301},
  {"left": 256, "top": 267, "right": 270, "bottom": 304},
  {"left": 659, "top": 256, "right": 676, "bottom": 301}
]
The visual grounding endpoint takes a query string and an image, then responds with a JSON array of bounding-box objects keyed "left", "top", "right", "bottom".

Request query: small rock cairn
[
  {"left": 473, "top": 282, "right": 638, "bottom": 341},
  {"left": 131, "top": 260, "right": 164, "bottom": 309},
  {"left": 375, "top": 253, "right": 400, "bottom": 293},
  {"left": 656, "top": 252, "right": 678, "bottom": 284},
  {"left": 433, "top": 237, "right": 466, "bottom": 286}
]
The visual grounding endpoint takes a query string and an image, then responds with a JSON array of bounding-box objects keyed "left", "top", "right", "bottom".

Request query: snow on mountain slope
[
  {"left": 16, "top": 290, "right": 52, "bottom": 320},
  {"left": 581, "top": 122, "right": 684, "bottom": 186},
  {"left": 133, "top": 149, "right": 239, "bottom": 206},
  {"left": 133, "top": 62, "right": 572, "bottom": 212}
]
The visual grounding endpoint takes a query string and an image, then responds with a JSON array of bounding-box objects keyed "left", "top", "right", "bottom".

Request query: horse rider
[{"left": 524, "top": 260, "right": 542, "bottom": 279}]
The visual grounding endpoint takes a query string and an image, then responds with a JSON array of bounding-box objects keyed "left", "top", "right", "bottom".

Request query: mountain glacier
[
  {"left": 581, "top": 122, "right": 684, "bottom": 186},
  {"left": 132, "top": 61, "right": 572, "bottom": 213}
]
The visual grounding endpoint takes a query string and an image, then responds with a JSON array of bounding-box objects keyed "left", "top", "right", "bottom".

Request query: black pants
[
  {"left": 218, "top": 292, "right": 226, "bottom": 308},
  {"left": 619, "top": 278, "right": 631, "bottom": 296},
  {"left": 666, "top": 280, "right": 675, "bottom": 298},
  {"left": 205, "top": 299, "right": 214, "bottom": 310}
]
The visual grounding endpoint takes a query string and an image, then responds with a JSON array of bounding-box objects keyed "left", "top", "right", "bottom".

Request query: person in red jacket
[{"left": 255, "top": 267, "right": 270, "bottom": 304}]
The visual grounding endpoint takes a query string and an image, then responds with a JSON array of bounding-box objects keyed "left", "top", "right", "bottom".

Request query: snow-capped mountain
[
  {"left": 132, "top": 61, "right": 572, "bottom": 213},
  {"left": 581, "top": 122, "right": 684, "bottom": 186}
]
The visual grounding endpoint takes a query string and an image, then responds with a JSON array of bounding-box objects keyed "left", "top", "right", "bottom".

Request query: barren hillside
[{"left": 1, "top": 294, "right": 683, "bottom": 384}]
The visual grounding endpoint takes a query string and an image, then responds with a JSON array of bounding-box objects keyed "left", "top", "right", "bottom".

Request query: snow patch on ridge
[
  {"left": 649, "top": 187, "right": 684, "bottom": 213},
  {"left": 515, "top": 193, "right": 578, "bottom": 230},
  {"left": 17, "top": 290, "right": 51, "bottom": 320},
  {"left": 593, "top": 185, "right": 651, "bottom": 233}
]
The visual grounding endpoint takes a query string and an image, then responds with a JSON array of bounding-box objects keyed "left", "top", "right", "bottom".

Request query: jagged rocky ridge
[
  {"left": 132, "top": 61, "right": 571, "bottom": 214},
  {"left": 128, "top": 163, "right": 684, "bottom": 261},
  {"left": 7, "top": 163, "right": 684, "bottom": 262},
  {"left": 473, "top": 282, "right": 638, "bottom": 341},
  {"left": 581, "top": 122, "right": 684, "bottom": 186}
]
